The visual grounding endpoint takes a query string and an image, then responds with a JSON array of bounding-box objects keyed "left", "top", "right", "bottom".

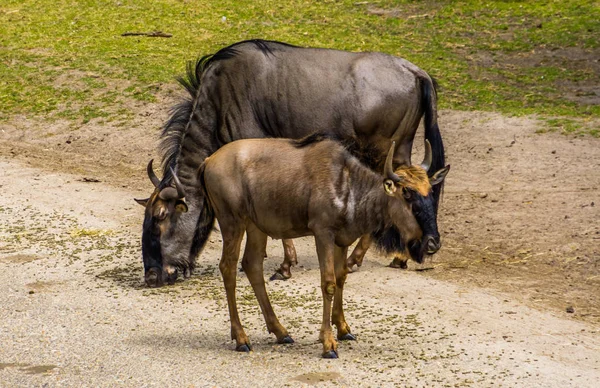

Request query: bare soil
[{"left": 1, "top": 101, "right": 599, "bottom": 386}]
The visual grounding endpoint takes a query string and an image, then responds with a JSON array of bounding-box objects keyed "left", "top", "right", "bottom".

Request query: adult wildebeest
[
  {"left": 199, "top": 136, "right": 449, "bottom": 358},
  {"left": 135, "top": 39, "right": 445, "bottom": 287}
]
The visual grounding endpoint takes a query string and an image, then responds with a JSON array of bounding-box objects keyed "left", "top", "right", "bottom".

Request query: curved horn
[
  {"left": 170, "top": 167, "right": 186, "bottom": 198},
  {"left": 384, "top": 141, "right": 401, "bottom": 183},
  {"left": 147, "top": 159, "right": 160, "bottom": 188},
  {"left": 421, "top": 139, "right": 432, "bottom": 172}
]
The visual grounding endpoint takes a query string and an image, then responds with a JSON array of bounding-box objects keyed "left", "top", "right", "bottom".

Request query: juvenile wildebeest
[
  {"left": 136, "top": 39, "right": 446, "bottom": 287},
  {"left": 199, "top": 136, "right": 449, "bottom": 358}
]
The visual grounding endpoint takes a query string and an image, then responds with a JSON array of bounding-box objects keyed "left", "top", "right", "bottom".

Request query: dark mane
[
  {"left": 159, "top": 54, "right": 209, "bottom": 182},
  {"left": 292, "top": 132, "right": 383, "bottom": 170},
  {"left": 371, "top": 224, "right": 406, "bottom": 255},
  {"left": 159, "top": 39, "right": 299, "bottom": 178}
]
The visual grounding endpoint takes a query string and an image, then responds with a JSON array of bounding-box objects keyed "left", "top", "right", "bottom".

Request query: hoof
[
  {"left": 236, "top": 344, "right": 252, "bottom": 352},
  {"left": 269, "top": 272, "right": 289, "bottom": 281},
  {"left": 339, "top": 333, "right": 356, "bottom": 341},
  {"left": 390, "top": 257, "right": 408, "bottom": 269},
  {"left": 278, "top": 336, "right": 294, "bottom": 344},
  {"left": 322, "top": 350, "right": 339, "bottom": 359}
]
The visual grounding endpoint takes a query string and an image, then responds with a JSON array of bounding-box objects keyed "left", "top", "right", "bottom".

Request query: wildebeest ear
[
  {"left": 175, "top": 200, "right": 188, "bottom": 213},
  {"left": 383, "top": 179, "right": 397, "bottom": 196},
  {"left": 134, "top": 197, "right": 149, "bottom": 207},
  {"left": 429, "top": 165, "right": 451, "bottom": 186}
]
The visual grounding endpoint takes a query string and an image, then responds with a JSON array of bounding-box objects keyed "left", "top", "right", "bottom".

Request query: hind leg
[
  {"left": 218, "top": 220, "right": 250, "bottom": 352},
  {"left": 390, "top": 252, "right": 409, "bottom": 269},
  {"left": 242, "top": 223, "right": 293, "bottom": 344},
  {"left": 270, "top": 239, "right": 297, "bottom": 281},
  {"left": 347, "top": 235, "right": 372, "bottom": 272}
]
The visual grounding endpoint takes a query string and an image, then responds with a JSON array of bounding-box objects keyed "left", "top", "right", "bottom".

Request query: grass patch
[
  {"left": 70, "top": 228, "right": 113, "bottom": 238},
  {"left": 1, "top": 0, "right": 598, "bottom": 131},
  {"left": 536, "top": 117, "right": 597, "bottom": 137}
]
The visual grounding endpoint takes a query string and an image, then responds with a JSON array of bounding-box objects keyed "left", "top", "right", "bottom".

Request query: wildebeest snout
[
  {"left": 163, "top": 265, "right": 178, "bottom": 285},
  {"left": 425, "top": 236, "right": 441, "bottom": 254},
  {"left": 145, "top": 267, "right": 163, "bottom": 288},
  {"left": 144, "top": 266, "right": 178, "bottom": 287}
]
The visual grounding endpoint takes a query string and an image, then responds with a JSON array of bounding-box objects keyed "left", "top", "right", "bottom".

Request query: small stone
[
  {"left": 566, "top": 306, "right": 575, "bottom": 314},
  {"left": 28, "top": 290, "right": 35, "bottom": 294}
]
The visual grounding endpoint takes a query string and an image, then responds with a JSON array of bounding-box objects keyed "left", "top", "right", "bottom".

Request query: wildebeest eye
[{"left": 155, "top": 206, "right": 168, "bottom": 221}]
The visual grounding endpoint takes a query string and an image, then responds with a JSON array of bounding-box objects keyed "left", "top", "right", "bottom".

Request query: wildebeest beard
[
  {"left": 372, "top": 225, "right": 405, "bottom": 255},
  {"left": 371, "top": 224, "right": 424, "bottom": 264}
]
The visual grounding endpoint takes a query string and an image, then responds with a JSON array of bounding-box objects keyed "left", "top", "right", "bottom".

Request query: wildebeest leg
[
  {"left": 332, "top": 246, "right": 355, "bottom": 341},
  {"left": 270, "top": 239, "right": 297, "bottom": 281},
  {"left": 218, "top": 222, "right": 250, "bottom": 352},
  {"left": 346, "top": 235, "right": 372, "bottom": 272},
  {"left": 242, "top": 224, "right": 293, "bottom": 345},
  {"left": 389, "top": 252, "right": 409, "bottom": 269},
  {"left": 315, "top": 234, "right": 338, "bottom": 359}
]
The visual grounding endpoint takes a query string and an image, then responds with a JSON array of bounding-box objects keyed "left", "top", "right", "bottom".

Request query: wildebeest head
[
  {"left": 379, "top": 140, "right": 450, "bottom": 264},
  {"left": 135, "top": 160, "right": 200, "bottom": 287}
]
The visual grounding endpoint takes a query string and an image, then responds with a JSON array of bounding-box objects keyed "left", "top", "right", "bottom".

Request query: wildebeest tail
[
  {"left": 421, "top": 76, "right": 445, "bottom": 213},
  {"left": 188, "top": 162, "right": 216, "bottom": 260}
]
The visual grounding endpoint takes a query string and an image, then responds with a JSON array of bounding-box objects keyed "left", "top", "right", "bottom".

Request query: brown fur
[{"left": 201, "top": 138, "right": 424, "bottom": 358}]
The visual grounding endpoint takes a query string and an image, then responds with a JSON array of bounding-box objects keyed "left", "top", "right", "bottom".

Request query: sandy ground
[{"left": 1, "top": 108, "right": 599, "bottom": 387}]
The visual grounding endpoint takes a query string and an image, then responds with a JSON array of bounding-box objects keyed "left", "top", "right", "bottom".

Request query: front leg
[
  {"left": 333, "top": 245, "right": 355, "bottom": 341},
  {"left": 314, "top": 233, "right": 338, "bottom": 359}
]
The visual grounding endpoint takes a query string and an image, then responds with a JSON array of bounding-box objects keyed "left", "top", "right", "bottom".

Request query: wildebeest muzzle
[{"left": 144, "top": 266, "right": 178, "bottom": 288}]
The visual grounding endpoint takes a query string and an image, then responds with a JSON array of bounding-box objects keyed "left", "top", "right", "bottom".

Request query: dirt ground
[{"left": 1, "top": 100, "right": 599, "bottom": 386}]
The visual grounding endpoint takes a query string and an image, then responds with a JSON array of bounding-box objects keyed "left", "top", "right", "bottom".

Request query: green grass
[{"left": 1, "top": 0, "right": 598, "bottom": 134}]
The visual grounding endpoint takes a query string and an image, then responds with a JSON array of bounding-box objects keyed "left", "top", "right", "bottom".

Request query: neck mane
[{"left": 159, "top": 57, "right": 219, "bottom": 204}]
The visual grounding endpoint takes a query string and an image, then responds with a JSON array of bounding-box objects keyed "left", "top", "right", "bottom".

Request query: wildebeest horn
[
  {"left": 147, "top": 159, "right": 160, "bottom": 188},
  {"left": 421, "top": 140, "right": 432, "bottom": 172},
  {"left": 170, "top": 167, "right": 186, "bottom": 198},
  {"left": 384, "top": 141, "right": 401, "bottom": 183}
]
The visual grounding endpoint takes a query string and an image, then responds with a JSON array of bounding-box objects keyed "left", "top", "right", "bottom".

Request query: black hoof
[
  {"left": 236, "top": 344, "right": 252, "bottom": 352},
  {"left": 389, "top": 257, "right": 408, "bottom": 269},
  {"left": 339, "top": 333, "right": 356, "bottom": 341},
  {"left": 322, "top": 350, "right": 338, "bottom": 359},
  {"left": 269, "top": 272, "right": 288, "bottom": 281},
  {"left": 279, "top": 336, "right": 294, "bottom": 344}
]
